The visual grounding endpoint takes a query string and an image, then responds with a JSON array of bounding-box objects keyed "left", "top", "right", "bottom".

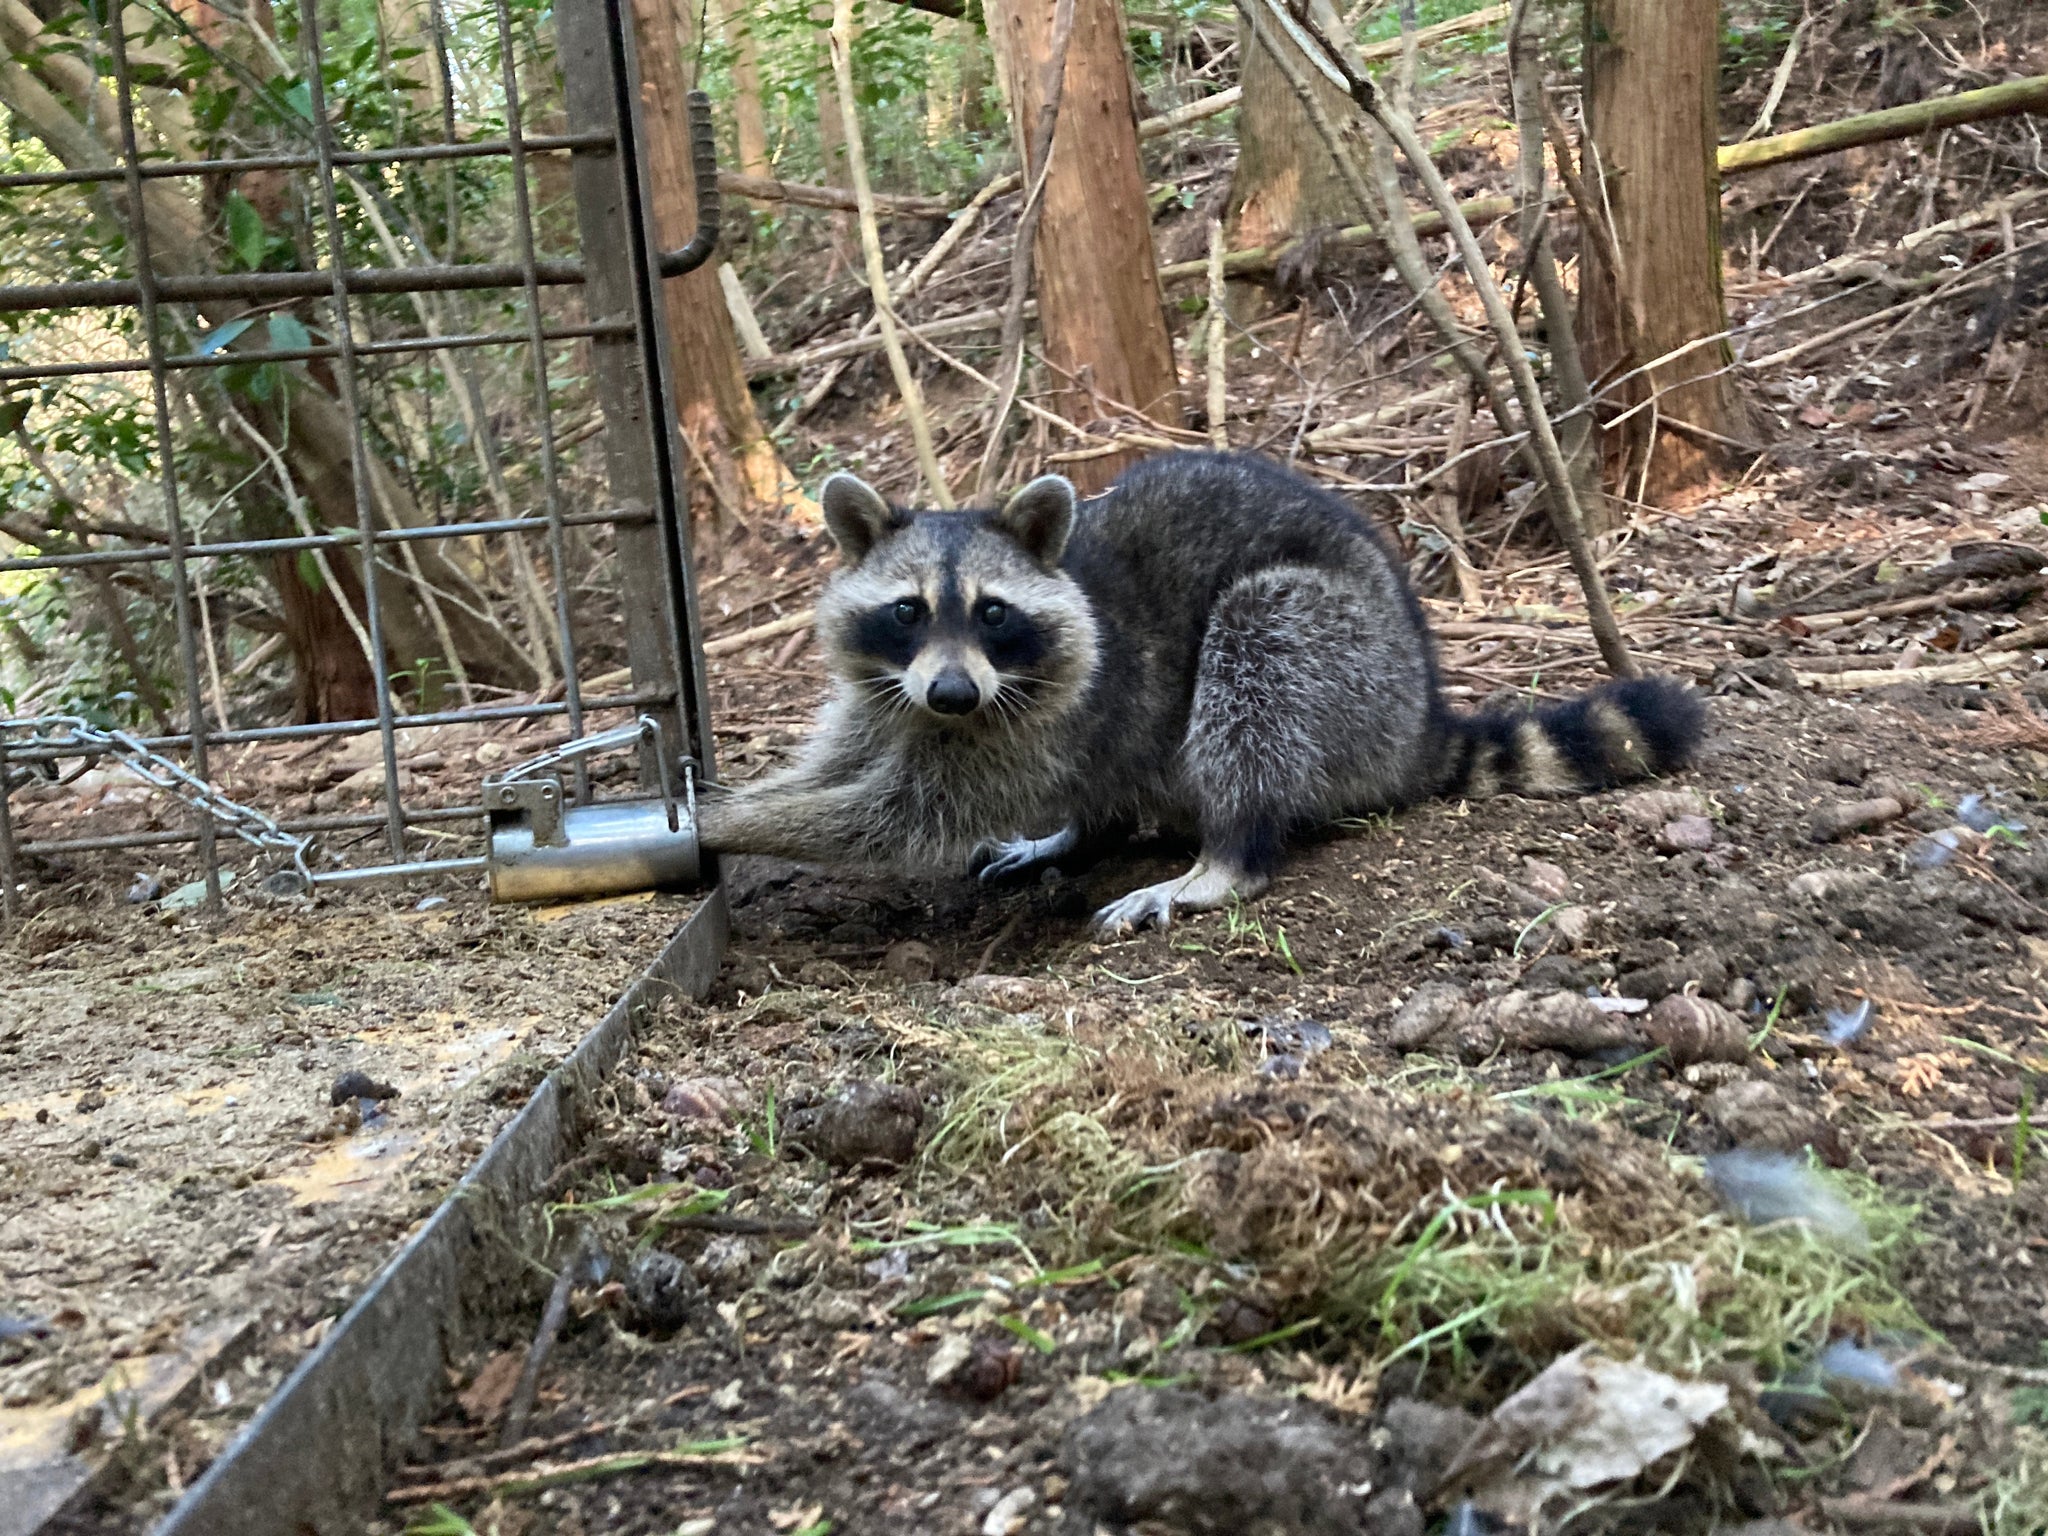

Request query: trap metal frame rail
[{"left": 0, "top": 0, "right": 722, "bottom": 912}]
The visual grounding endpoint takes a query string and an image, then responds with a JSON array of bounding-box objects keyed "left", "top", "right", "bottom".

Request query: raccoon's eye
[
  {"left": 978, "top": 600, "right": 1008, "bottom": 627},
  {"left": 893, "top": 598, "right": 924, "bottom": 626}
]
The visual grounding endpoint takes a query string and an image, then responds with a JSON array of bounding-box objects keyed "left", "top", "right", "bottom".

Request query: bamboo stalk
[
  {"left": 716, "top": 169, "right": 950, "bottom": 217},
  {"left": 1721, "top": 74, "right": 2048, "bottom": 175},
  {"left": 827, "top": 0, "right": 951, "bottom": 505}
]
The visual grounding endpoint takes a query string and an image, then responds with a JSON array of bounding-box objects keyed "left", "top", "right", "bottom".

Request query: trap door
[{"left": 557, "top": 0, "right": 718, "bottom": 789}]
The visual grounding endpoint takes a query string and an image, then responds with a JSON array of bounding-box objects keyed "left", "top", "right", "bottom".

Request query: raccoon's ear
[
  {"left": 820, "top": 473, "right": 905, "bottom": 564},
  {"left": 995, "top": 474, "right": 1076, "bottom": 567}
]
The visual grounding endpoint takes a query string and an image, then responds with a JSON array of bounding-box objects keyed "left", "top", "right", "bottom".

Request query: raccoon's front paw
[
  {"left": 973, "top": 825, "right": 1079, "bottom": 883},
  {"left": 1091, "top": 883, "right": 1178, "bottom": 935}
]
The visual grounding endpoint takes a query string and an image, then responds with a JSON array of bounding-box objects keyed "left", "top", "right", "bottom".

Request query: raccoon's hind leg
[{"left": 1091, "top": 563, "right": 1432, "bottom": 936}]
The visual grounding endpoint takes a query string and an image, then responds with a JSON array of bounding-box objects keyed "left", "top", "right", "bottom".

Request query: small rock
[
  {"left": 414, "top": 895, "right": 449, "bottom": 912},
  {"left": 1472, "top": 990, "right": 1641, "bottom": 1056},
  {"left": 125, "top": 872, "right": 164, "bottom": 905},
  {"left": 695, "top": 1234, "right": 759, "bottom": 1286},
  {"left": 1549, "top": 905, "right": 1599, "bottom": 950},
  {"left": 981, "top": 1486, "right": 1035, "bottom": 1536},
  {"left": 335, "top": 764, "right": 419, "bottom": 799},
  {"left": 1617, "top": 788, "right": 1709, "bottom": 831},
  {"left": 107, "top": 1151, "right": 137, "bottom": 1168},
  {"left": 1644, "top": 994, "right": 1749, "bottom": 1067},
  {"left": 73, "top": 1139, "right": 101, "bottom": 1163},
  {"left": 1657, "top": 815, "right": 1716, "bottom": 854},
  {"left": 1814, "top": 747, "right": 1868, "bottom": 786},
  {"left": 1519, "top": 858, "right": 1571, "bottom": 904},
  {"left": 802, "top": 1290, "right": 865, "bottom": 1329},
  {"left": 660, "top": 1076, "right": 742, "bottom": 1124},
  {"left": 1787, "top": 868, "right": 1883, "bottom": 904},
  {"left": 1387, "top": 982, "right": 1472, "bottom": 1050},
  {"left": 74, "top": 1090, "right": 105, "bottom": 1115},
  {"left": 624, "top": 1249, "right": 702, "bottom": 1334},
  {"left": 1809, "top": 797, "right": 1906, "bottom": 843},
  {"left": 328, "top": 1071, "right": 398, "bottom": 1108},
  {"left": 809, "top": 1080, "right": 922, "bottom": 1168},
  {"left": 881, "top": 939, "right": 937, "bottom": 983}
]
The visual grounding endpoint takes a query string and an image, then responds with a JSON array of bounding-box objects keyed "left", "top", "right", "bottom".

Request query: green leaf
[
  {"left": 283, "top": 79, "right": 314, "bottom": 121},
  {"left": 195, "top": 316, "right": 254, "bottom": 356},
  {"left": 267, "top": 313, "right": 313, "bottom": 354},
  {"left": 225, "top": 193, "right": 265, "bottom": 271},
  {"left": 295, "top": 550, "right": 325, "bottom": 592},
  {"left": 994, "top": 1315, "right": 1057, "bottom": 1355}
]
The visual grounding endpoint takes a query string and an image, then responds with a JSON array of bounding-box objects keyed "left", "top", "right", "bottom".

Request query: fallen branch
[
  {"left": 1795, "top": 654, "right": 2022, "bottom": 691},
  {"left": 1791, "top": 577, "right": 2041, "bottom": 633},
  {"left": 704, "top": 609, "right": 813, "bottom": 658},
  {"left": 717, "top": 169, "right": 949, "bottom": 218},
  {"left": 386, "top": 1442, "right": 765, "bottom": 1505},
  {"left": 1157, "top": 193, "right": 1520, "bottom": 284},
  {"left": 1721, "top": 74, "right": 2048, "bottom": 176}
]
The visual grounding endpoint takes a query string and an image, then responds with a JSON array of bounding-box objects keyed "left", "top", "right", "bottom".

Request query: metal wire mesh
[{"left": 0, "top": 0, "right": 716, "bottom": 917}]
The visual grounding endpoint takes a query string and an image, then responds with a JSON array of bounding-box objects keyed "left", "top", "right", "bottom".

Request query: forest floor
[{"left": 0, "top": 858, "right": 697, "bottom": 1533}]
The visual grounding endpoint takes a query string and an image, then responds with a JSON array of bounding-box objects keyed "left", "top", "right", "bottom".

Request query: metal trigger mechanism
[{"left": 483, "top": 715, "right": 701, "bottom": 903}]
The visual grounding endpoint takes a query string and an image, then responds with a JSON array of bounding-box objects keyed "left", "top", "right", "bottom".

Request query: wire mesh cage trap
[{"left": 0, "top": 0, "right": 723, "bottom": 917}]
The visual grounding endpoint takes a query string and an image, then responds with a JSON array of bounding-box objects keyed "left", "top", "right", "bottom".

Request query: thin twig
[
  {"left": 1298, "top": 0, "right": 1636, "bottom": 676},
  {"left": 500, "top": 1231, "right": 596, "bottom": 1450},
  {"left": 1205, "top": 219, "right": 1229, "bottom": 450},
  {"left": 828, "top": 0, "right": 951, "bottom": 505}
]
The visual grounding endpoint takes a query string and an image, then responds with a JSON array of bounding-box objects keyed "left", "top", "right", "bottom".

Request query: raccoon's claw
[
  {"left": 1091, "top": 885, "right": 1178, "bottom": 935},
  {"left": 1092, "top": 860, "right": 1268, "bottom": 937},
  {"left": 973, "top": 825, "right": 1079, "bottom": 883}
]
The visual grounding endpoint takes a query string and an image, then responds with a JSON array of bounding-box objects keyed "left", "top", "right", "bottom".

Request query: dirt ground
[
  {"left": 363, "top": 438, "right": 2048, "bottom": 1534},
  {"left": 0, "top": 866, "right": 698, "bottom": 1531}
]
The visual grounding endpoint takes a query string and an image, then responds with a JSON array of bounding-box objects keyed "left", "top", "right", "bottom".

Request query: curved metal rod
[{"left": 656, "top": 91, "right": 722, "bottom": 277}]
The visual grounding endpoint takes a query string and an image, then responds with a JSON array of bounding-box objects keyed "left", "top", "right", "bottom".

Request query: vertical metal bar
[
  {"left": 299, "top": 0, "right": 408, "bottom": 860},
  {"left": 493, "top": 0, "right": 588, "bottom": 802},
  {"left": 554, "top": 0, "right": 688, "bottom": 783},
  {"left": 600, "top": 0, "right": 719, "bottom": 776},
  {"left": 103, "top": 2, "right": 222, "bottom": 906}
]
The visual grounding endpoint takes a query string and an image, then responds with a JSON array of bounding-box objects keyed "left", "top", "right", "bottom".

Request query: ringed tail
[{"left": 1440, "top": 677, "right": 1707, "bottom": 801}]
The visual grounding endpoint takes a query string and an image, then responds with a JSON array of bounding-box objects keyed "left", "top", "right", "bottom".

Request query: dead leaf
[
  {"left": 770, "top": 1504, "right": 824, "bottom": 1531},
  {"left": 1447, "top": 1349, "right": 1729, "bottom": 1525},
  {"left": 458, "top": 1349, "right": 525, "bottom": 1424}
]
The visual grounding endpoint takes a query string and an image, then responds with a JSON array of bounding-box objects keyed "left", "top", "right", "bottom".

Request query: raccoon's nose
[{"left": 926, "top": 667, "right": 981, "bottom": 716}]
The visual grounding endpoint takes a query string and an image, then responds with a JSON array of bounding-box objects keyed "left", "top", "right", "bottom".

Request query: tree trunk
[
  {"left": 272, "top": 552, "right": 379, "bottom": 723},
  {"left": 1225, "top": 21, "right": 1355, "bottom": 257},
  {"left": 1578, "top": 0, "right": 1752, "bottom": 500},
  {"left": 630, "top": 0, "right": 805, "bottom": 541},
  {"left": 707, "top": 0, "right": 771, "bottom": 178},
  {"left": 986, "top": 0, "right": 1182, "bottom": 492}
]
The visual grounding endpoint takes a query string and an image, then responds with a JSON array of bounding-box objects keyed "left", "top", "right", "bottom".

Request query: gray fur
[{"left": 698, "top": 451, "right": 1703, "bottom": 931}]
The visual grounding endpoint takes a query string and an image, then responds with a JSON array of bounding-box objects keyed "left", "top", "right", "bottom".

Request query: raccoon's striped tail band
[{"left": 1441, "top": 677, "right": 1707, "bottom": 800}]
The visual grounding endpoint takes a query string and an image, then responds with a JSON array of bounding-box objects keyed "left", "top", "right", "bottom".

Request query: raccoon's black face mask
[{"left": 813, "top": 474, "right": 1100, "bottom": 728}]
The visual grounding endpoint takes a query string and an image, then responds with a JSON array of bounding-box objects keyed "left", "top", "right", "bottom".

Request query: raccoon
[{"left": 695, "top": 451, "right": 1704, "bottom": 934}]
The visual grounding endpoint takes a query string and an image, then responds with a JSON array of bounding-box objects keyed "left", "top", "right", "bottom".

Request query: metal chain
[{"left": 1, "top": 715, "right": 314, "bottom": 883}]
